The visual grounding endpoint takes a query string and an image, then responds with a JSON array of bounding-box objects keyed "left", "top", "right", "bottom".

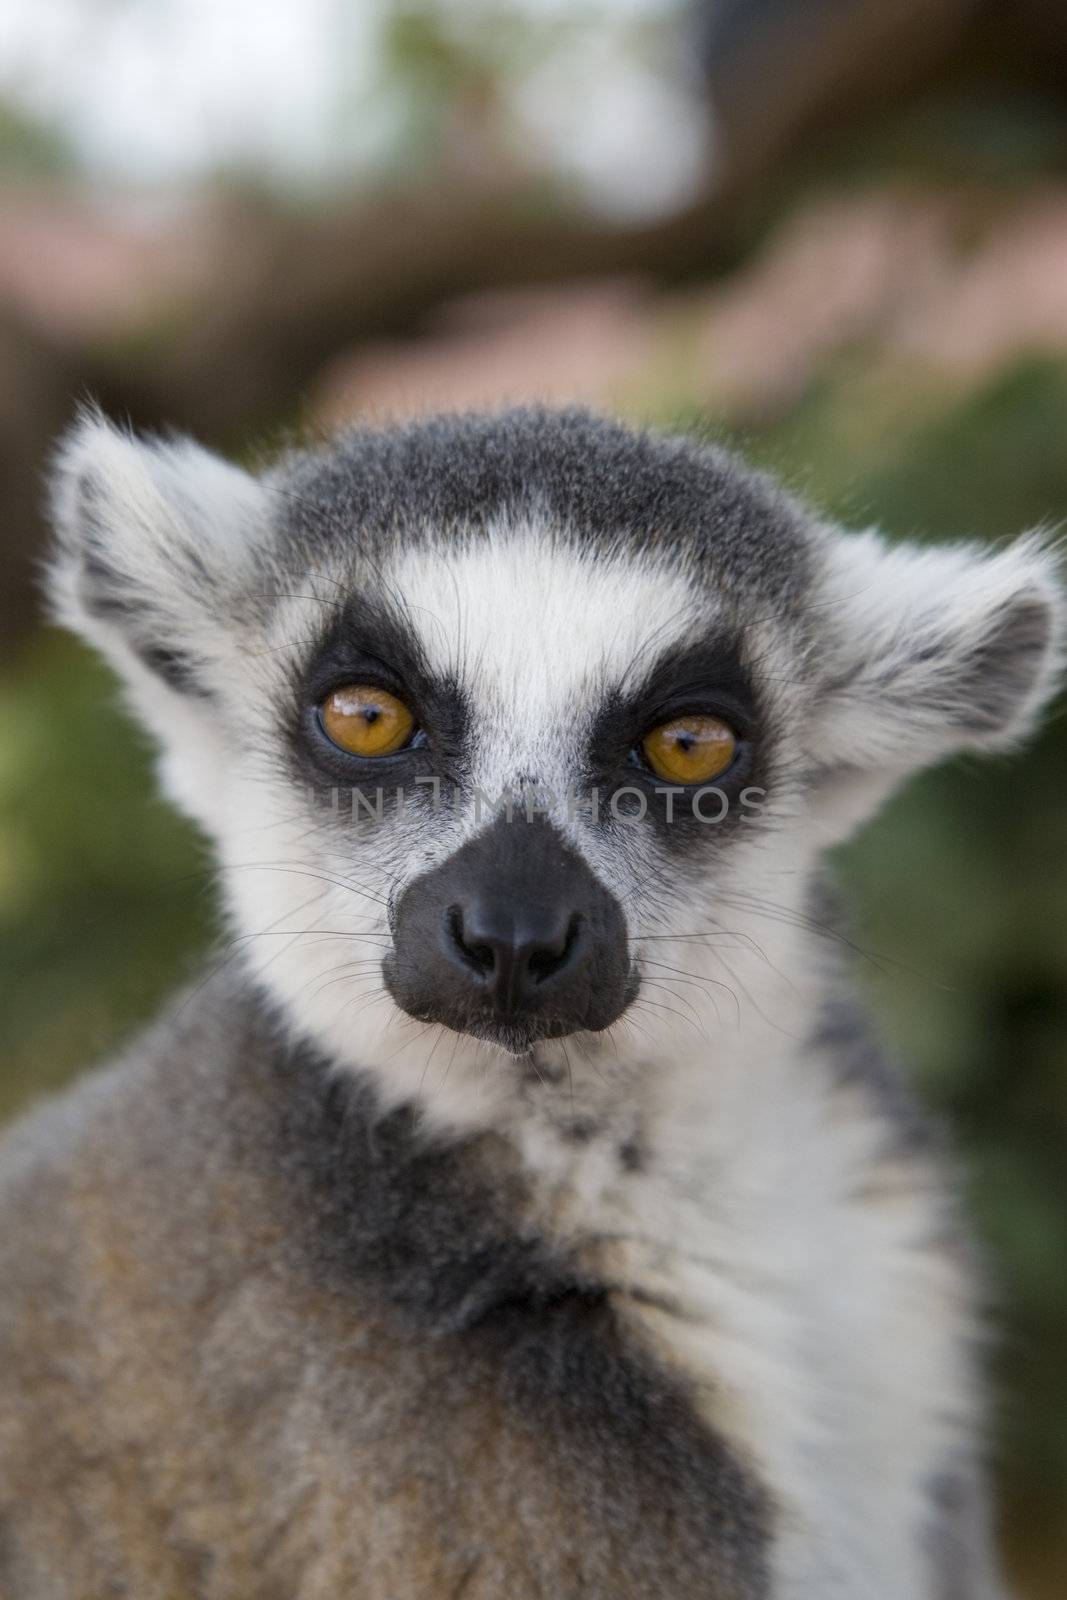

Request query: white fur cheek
[
  {"left": 154, "top": 709, "right": 233, "bottom": 837},
  {"left": 212, "top": 778, "right": 517, "bottom": 1132},
  {"left": 620, "top": 827, "right": 819, "bottom": 1032},
  {"left": 62, "top": 617, "right": 237, "bottom": 840}
]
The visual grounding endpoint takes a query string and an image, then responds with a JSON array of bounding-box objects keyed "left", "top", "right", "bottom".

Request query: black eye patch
[
  {"left": 584, "top": 633, "right": 770, "bottom": 846},
  {"left": 286, "top": 592, "right": 469, "bottom": 799},
  {"left": 588, "top": 634, "right": 759, "bottom": 769}
]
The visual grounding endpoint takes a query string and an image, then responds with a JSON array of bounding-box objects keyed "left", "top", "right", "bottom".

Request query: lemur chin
[{"left": 1, "top": 405, "right": 1061, "bottom": 1598}]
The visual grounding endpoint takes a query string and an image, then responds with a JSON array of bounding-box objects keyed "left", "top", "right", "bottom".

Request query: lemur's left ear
[
  {"left": 47, "top": 408, "right": 271, "bottom": 828},
  {"left": 808, "top": 528, "right": 1065, "bottom": 842}
]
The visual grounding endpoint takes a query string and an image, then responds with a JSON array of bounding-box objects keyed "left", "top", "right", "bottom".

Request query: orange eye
[
  {"left": 641, "top": 715, "right": 737, "bottom": 785},
  {"left": 320, "top": 684, "right": 416, "bottom": 757}
]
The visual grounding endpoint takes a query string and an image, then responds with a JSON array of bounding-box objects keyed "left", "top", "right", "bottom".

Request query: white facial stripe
[{"left": 389, "top": 525, "right": 708, "bottom": 799}]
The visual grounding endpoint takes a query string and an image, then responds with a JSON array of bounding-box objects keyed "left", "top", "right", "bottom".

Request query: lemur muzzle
[{"left": 384, "top": 815, "right": 634, "bottom": 1050}]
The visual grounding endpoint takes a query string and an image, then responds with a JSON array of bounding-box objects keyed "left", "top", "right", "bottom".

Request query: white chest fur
[{"left": 513, "top": 1043, "right": 977, "bottom": 1600}]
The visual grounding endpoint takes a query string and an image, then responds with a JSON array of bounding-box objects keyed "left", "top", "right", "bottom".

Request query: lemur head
[{"left": 50, "top": 407, "right": 1064, "bottom": 1130}]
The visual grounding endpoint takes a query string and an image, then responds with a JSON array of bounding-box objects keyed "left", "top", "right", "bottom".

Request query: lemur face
[
  {"left": 279, "top": 505, "right": 792, "bottom": 1063},
  {"left": 50, "top": 408, "right": 1063, "bottom": 1130}
]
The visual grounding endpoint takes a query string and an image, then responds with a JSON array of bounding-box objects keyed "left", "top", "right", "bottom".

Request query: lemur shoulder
[{"left": 1, "top": 406, "right": 1060, "bottom": 1599}]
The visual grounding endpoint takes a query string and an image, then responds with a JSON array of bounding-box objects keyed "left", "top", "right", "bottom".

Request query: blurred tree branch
[{"left": 100, "top": 187, "right": 738, "bottom": 442}]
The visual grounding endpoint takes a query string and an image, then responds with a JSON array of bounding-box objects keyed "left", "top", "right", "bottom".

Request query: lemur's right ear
[
  {"left": 47, "top": 409, "right": 271, "bottom": 828},
  {"left": 48, "top": 408, "right": 269, "bottom": 697}
]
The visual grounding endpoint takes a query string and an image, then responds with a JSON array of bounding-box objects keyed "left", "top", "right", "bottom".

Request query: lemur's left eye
[
  {"left": 320, "top": 684, "right": 416, "bottom": 757},
  {"left": 641, "top": 714, "right": 737, "bottom": 784}
]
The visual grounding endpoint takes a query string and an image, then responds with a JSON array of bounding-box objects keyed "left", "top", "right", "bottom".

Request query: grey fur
[
  {"left": 0, "top": 975, "right": 771, "bottom": 1598},
  {"left": 271, "top": 407, "right": 814, "bottom": 605}
]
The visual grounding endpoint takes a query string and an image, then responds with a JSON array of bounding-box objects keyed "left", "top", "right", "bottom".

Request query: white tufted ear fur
[
  {"left": 808, "top": 528, "right": 1065, "bottom": 844},
  {"left": 47, "top": 409, "right": 271, "bottom": 833}
]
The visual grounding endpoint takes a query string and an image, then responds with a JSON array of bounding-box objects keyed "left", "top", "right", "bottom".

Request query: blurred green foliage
[
  {"left": 0, "top": 98, "right": 76, "bottom": 179},
  {"left": 0, "top": 638, "right": 212, "bottom": 1118}
]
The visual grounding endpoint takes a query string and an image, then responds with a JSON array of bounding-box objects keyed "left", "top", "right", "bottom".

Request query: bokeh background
[{"left": 2, "top": 1, "right": 1067, "bottom": 1588}]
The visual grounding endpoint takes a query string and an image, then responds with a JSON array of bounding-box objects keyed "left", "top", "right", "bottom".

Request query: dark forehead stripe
[
  {"left": 303, "top": 588, "right": 436, "bottom": 694},
  {"left": 273, "top": 407, "right": 814, "bottom": 612}
]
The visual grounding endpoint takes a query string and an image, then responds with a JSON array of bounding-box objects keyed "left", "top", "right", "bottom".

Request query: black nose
[
  {"left": 447, "top": 901, "right": 581, "bottom": 1011},
  {"left": 383, "top": 816, "right": 634, "bottom": 1050}
]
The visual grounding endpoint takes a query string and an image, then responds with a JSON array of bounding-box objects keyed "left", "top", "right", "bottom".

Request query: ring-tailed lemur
[{"left": 0, "top": 406, "right": 1060, "bottom": 1599}]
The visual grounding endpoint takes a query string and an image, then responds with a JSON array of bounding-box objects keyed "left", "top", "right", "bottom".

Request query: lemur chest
[{"left": 514, "top": 1076, "right": 975, "bottom": 1600}]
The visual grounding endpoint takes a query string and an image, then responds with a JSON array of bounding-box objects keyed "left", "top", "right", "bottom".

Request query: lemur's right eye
[
  {"left": 641, "top": 713, "right": 738, "bottom": 784},
  {"left": 319, "top": 684, "right": 416, "bottom": 757}
]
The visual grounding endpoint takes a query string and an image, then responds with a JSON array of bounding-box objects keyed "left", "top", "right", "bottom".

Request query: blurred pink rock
[
  {"left": 314, "top": 280, "right": 657, "bottom": 424},
  {"left": 9, "top": 175, "right": 1067, "bottom": 433},
  {"left": 691, "top": 190, "right": 958, "bottom": 415},
  {"left": 0, "top": 189, "right": 218, "bottom": 340},
  {"left": 896, "top": 188, "right": 1067, "bottom": 373}
]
